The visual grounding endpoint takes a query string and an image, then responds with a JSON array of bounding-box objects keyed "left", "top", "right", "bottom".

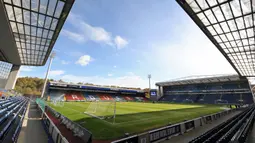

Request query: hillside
[{"left": 15, "top": 77, "right": 53, "bottom": 95}]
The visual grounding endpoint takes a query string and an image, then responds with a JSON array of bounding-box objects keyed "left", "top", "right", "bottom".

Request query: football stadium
[{"left": 0, "top": 0, "right": 255, "bottom": 143}]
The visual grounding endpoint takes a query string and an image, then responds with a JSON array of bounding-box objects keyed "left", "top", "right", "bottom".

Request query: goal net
[
  {"left": 52, "top": 100, "right": 64, "bottom": 107},
  {"left": 52, "top": 94, "right": 65, "bottom": 107},
  {"left": 84, "top": 100, "right": 116, "bottom": 123}
]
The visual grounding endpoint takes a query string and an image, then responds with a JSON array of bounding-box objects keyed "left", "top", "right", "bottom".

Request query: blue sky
[{"left": 19, "top": 0, "right": 237, "bottom": 88}]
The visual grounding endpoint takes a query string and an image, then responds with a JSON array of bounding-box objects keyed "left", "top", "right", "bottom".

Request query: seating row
[
  {"left": 189, "top": 105, "right": 255, "bottom": 143},
  {"left": 0, "top": 96, "right": 28, "bottom": 143},
  {"left": 49, "top": 91, "right": 148, "bottom": 102},
  {"left": 163, "top": 83, "right": 250, "bottom": 92},
  {"left": 160, "top": 93, "right": 253, "bottom": 104}
]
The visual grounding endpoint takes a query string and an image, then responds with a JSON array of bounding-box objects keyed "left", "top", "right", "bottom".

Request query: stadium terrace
[
  {"left": 47, "top": 81, "right": 147, "bottom": 102},
  {"left": 156, "top": 74, "right": 254, "bottom": 104},
  {"left": 1, "top": 0, "right": 255, "bottom": 143},
  {"left": 48, "top": 81, "right": 145, "bottom": 93}
]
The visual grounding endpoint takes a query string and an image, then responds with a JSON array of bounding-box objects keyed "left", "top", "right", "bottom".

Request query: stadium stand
[
  {"left": 113, "top": 95, "right": 126, "bottom": 102},
  {"left": 0, "top": 96, "right": 28, "bottom": 142},
  {"left": 98, "top": 94, "right": 114, "bottom": 101},
  {"left": 50, "top": 91, "right": 148, "bottom": 103},
  {"left": 157, "top": 75, "right": 254, "bottom": 105},
  {"left": 189, "top": 105, "right": 255, "bottom": 143},
  {"left": 47, "top": 82, "right": 149, "bottom": 102},
  {"left": 84, "top": 94, "right": 100, "bottom": 101},
  {"left": 124, "top": 96, "right": 135, "bottom": 101},
  {"left": 65, "top": 91, "right": 85, "bottom": 101}
]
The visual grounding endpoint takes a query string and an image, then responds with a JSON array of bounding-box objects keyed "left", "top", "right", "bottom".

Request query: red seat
[
  {"left": 124, "top": 96, "right": 134, "bottom": 101},
  {"left": 65, "top": 92, "right": 85, "bottom": 101},
  {"left": 98, "top": 94, "right": 114, "bottom": 101}
]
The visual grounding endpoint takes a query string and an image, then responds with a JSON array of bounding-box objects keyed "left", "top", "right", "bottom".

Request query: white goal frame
[
  {"left": 84, "top": 100, "right": 117, "bottom": 124},
  {"left": 52, "top": 94, "right": 65, "bottom": 107}
]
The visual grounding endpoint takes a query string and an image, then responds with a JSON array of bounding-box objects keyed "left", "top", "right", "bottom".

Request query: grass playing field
[{"left": 48, "top": 102, "right": 224, "bottom": 140}]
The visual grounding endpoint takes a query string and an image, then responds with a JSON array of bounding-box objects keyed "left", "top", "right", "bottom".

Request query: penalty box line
[
  {"left": 84, "top": 111, "right": 115, "bottom": 125},
  {"left": 54, "top": 104, "right": 115, "bottom": 125},
  {"left": 55, "top": 103, "right": 170, "bottom": 126}
]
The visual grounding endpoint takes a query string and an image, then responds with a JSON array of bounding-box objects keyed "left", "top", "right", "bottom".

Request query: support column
[
  {"left": 5, "top": 65, "right": 20, "bottom": 89},
  {"left": 157, "top": 86, "right": 161, "bottom": 97},
  {"left": 158, "top": 86, "right": 164, "bottom": 99}
]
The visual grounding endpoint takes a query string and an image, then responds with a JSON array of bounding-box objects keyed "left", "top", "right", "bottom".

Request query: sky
[{"left": 19, "top": 0, "right": 237, "bottom": 88}]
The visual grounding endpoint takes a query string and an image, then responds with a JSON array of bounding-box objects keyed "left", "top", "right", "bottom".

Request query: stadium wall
[
  {"left": 37, "top": 102, "right": 92, "bottom": 143},
  {"left": 0, "top": 78, "right": 7, "bottom": 89}
]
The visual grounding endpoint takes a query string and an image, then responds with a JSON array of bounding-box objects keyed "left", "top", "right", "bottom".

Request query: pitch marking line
[
  {"left": 59, "top": 104, "right": 159, "bottom": 126},
  {"left": 60, "top": 103, "right": 178, "bottom": 126},
  {"left": 58, "top": 105, "right": 115, "bottom": 125}
]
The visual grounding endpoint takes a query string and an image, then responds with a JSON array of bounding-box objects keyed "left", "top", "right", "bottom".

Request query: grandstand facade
[
  {"left": 156, "top": 75, "right": 254, "bottom": 104},
  {"left": 46, "top": 82, "right": 149, "bottom": 102}
]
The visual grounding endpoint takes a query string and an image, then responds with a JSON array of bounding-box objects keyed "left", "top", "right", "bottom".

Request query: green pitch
[{"left": 48, "top": 102, "right": 224, "bottom": 140}]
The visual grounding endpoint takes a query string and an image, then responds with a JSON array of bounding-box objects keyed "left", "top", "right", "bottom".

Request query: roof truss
[
  {"left": 2, "top": 0, "right": 74, "bottom": 66},
  {"left": 176, "top": 0, "right": 255, "bottom": 76}
]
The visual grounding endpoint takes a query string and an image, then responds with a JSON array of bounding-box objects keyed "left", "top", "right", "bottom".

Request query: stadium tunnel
[{"left": 0, "top": 0, "right": 74, "bottom": 89}]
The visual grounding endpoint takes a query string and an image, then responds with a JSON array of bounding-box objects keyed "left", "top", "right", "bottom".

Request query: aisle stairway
[{"left": 17, "top": 100, "right": 48, "bottom": 143}]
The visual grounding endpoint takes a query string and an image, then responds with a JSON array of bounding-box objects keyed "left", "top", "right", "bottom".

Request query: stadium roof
[
  {"left": 49, "top": 82, "right": 145, "bottom": 93},
  {"left": 176, "top": 0, "right": 255, "bottom": 77},
  {"left": 0, "top": 0, "right": 74, "bottom": 66},
  {"left": 156, "top": 74, "right": 247, "bottom": 86}
]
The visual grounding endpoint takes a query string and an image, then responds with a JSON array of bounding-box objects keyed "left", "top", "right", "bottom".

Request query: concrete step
[{"left": 17, "top": 103, "right": 48, "bottom": 143}]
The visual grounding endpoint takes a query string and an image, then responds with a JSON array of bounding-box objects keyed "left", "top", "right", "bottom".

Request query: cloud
[
  {"left": 108, "top": 73, "right": 113, "bottom": 77},
  {"left": 127, "top": 72, "right": 135, "bottom": 76},
  {"left": 63, "top": 13, "right": 112, "bottom": 46},
  {"left": 113, "top": 65, "right": 117, "bottom": 68},
  {"left": 61, "top": 60, "right": 70, "bottom": 65},
  {"left": 114, "top": 36, "right": 128, "bottom": 49},
  {"left": 76, "top": 55, "right": 93, "bottom": 66},
  {"left": 63, "top": 13, "right": 128, "bottom": 49},
  {"left": 61, "top": 73, "right": 154, "bottom": 88},
  {"left": 49, "top": 70, "right": 65, "bottom": 76},
  {"left": 61, "top": 29, "right": 84, "bottom": 43},
  {"left": 82, "top": 23, "right": 112, "bottom": 45},
  {"left": 136, "top": 60, "right": 141, "bottom": 63},
  {"left": 20, "top": 66, "right": 34, "bottom": 72}
]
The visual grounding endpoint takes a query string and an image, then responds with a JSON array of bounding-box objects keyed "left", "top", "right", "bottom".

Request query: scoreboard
[
  {"left": 150, "top": 89, "right": 157, "bottom": 101},
  {"left": 150, "top": 91, "right": 157, "bottom": 96}
]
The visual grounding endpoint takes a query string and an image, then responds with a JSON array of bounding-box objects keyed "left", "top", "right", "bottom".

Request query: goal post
[
  {"left": 52, "top": 95, "right": 65, "bottom": 107},
  {"left": 84, "top": 100, "right": 117, "bottom": 123},
  {"left": 52, "top": 99, "right": 64, "bottom": 107}
]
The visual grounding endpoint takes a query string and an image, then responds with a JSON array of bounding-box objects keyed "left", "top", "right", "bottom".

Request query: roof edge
[{"left": 156, "top": 74, "right": 243, "bottom": 86}]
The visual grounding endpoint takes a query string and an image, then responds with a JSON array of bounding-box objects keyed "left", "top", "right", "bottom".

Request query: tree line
[{"left": 15, "top": 77, "right": 53, "bottom": 96}]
